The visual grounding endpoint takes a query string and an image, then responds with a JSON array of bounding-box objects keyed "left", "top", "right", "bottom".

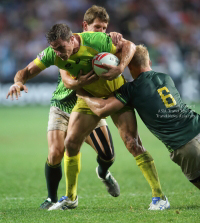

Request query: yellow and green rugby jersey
[
  {"left": 114, "top": 71, "right": 200, "bottom": 152},
  {"left": 34, "top": 32, "right": 125, "bottom": 102}
]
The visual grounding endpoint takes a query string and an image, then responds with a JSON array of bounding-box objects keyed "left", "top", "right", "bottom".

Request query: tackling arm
[
  {"left": 76, "top": 89, "right": 124, "bottom": 118},
  {"left": 60, "top": 69, "right": 99, "bottom": 90}
]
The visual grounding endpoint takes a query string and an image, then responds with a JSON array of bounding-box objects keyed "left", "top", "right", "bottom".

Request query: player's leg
[
  {"left": 64, "top": 112, "right": 101, "bottom": 199},
  {"left": 85, "top": 120, "right": 115, "bottom": 178},
  {"left": 40, "top": 107, "right": 67, "bottom": 209},
  {"left": 170, "top": 133, "right": 200, "bottom": 190},
  {"left": 85, "top": 121, "right": 120, "bottom": 197},
  {"left": 49, "top": 112, "right": 102, "bottom": 210},
  {"left": 111, "top": 110, "right": 167, "bottom": 207},
  {"left": 45, "top": 130, "right": 65, "bottom": 200}
]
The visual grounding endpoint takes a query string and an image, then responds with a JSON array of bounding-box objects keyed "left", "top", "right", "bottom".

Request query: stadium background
[
  {"left": 0, "top": 0, "right": 200, "bottom": 105},
  {"left": 1, "top": 1, "right": 200, "bottom": 222}
]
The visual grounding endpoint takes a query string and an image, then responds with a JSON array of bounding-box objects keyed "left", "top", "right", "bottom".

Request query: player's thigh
[
  {"left": 47, "top": 106, "right": 69, "bottom": 154},
  {"left": 111, "top": 110, "right": 138, "bottom": 139},
  {"left": 170, "top": 133, "right": 200, "bottom": 181},
  {"left": 67, "top": 112, "right": 101, "bottom": 144}
]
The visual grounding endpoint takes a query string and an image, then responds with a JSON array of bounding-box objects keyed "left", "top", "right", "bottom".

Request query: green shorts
[{"left": 170, "top": 133, "right": 200, "bottom": 180}]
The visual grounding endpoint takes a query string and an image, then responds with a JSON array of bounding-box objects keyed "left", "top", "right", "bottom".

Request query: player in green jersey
[{"left": 77, "top": 44, "right": 200, "bottom": 208}]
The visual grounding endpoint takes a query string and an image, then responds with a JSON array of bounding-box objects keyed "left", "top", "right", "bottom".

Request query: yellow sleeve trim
[
  {"left": 110, "top": 44, "right": 117, "bottom": 54},
  {"left": 33, "top": 58, "right": 46, "bottom": 70}
]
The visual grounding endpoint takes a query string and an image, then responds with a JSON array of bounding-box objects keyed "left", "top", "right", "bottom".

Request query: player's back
[{"left": 131, "top": 71, "right": 200, "bottom": 151}]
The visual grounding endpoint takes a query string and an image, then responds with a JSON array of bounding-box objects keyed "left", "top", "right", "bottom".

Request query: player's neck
[
  {"left": 129, "top": 66, "right": 152, "bottom": 79},
  {"left": 72, "top": 35, "right": 81, "bottom": 54}
]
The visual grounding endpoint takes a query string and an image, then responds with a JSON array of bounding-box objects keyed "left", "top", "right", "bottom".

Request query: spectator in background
[{"left": 1, "top": 0, "right": 200, "bottom": 100}]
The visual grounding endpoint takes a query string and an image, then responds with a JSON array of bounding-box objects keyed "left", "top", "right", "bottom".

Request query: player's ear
[
  {"left": 149, "top": 59, "right": 152, "bottom": 66},
  {"left": 70, "top": 35, "right": 75, "bottom": 43},
  {"left": 82, "top": 21, "right": 88, "bottom": 31}
]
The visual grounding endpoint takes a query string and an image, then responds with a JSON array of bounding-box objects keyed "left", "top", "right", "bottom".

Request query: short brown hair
[
  {"left": 45, "top": 24, "right": 72, "bottom": 44},
  {"left": 131, "top": 45, "right": 150, "bottom": 68},
  {"left": 83, "top": 5, "right": 110, "bottom": 24}
]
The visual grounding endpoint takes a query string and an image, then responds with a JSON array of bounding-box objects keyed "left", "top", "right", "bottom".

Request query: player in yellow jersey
[
  {"left": 6, "top": 6, "right": 123, "bottom": 209},
  {"left": 7, "top": 10, "right": 166, "bottom": 211}
]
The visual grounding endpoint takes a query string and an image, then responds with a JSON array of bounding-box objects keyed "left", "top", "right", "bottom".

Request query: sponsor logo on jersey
[{"left": 37, "top": 51, "right": 45, "bottom": 60}]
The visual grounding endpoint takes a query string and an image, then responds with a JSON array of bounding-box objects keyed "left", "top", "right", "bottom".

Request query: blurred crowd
[{"left": 1, "top": 0, "right": 200, "bottom": 99}]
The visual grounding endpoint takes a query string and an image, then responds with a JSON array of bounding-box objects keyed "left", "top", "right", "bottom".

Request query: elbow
[{"left": 130, "top": 42, "right": 136, "bottom": 54}]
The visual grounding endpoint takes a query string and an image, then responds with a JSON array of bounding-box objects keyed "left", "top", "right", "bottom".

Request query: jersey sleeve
[
  {"left": 114, "top": 83, "right": 131, "bottom": 105},
  {"left": 33, "top": 47, "right": 56, "bottom": 70}
]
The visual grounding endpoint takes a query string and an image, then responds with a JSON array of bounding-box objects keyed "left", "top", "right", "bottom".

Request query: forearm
[
  {"left": 119, "top": 41, "right": 136, "bottom": 71},
  {"left": 83, "top": 96, "right": 108, "bottom": 117},
  {"left": 14, "top": 61, "right": 41, "bottom": 84},
  {"left": 60, "top": 69, "right": 98, "bottom": 90},
  {"left": 14, "top": 68, "right": 30, "bottom": 84},
  {"left": 62, "top": 76, "right": 81, "bottom": 90}
]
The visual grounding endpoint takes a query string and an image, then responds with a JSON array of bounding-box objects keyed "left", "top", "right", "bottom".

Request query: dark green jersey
[
  {"left": 34, "top": 32, "right": 116, "bottom": 113},
  {"left": 114, "top": 71, "right": 200, "bottom": 152}
]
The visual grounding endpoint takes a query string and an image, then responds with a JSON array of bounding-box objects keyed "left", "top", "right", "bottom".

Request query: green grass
[{"left": 0, "top": 105, "right": 200, "bottom": 223}]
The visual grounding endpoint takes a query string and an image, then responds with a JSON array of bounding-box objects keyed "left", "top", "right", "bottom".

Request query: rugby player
[
  {"left": 7, "top": 22, "right": 167, "bottom": 210},
  {"left": 44, "top": 25, "right": 168, "bottom": 211},
  {"left": 6, "top": 6, "right": 122, "bottom": 209},
  {"left": 77, "top": 44, "right": 200, "bottom": 208}
]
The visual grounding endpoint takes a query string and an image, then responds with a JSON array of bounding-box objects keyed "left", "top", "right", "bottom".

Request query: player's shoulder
[
  {"left": 144, "top": 70, "right": 170, "bottom": 80},
  {"left": 37, "top": 46, "right": 56, "bottom": 62},
  {"left": 79, "top": 31, "right": 107, "bottom": 37},
  {"left": 78, "top": 32, "right": 108, "bottom": 43},
  {"left": 147, "top": 71, "right": 175, "bottom": 88}
]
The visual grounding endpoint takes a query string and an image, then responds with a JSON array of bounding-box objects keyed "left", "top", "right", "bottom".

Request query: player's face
[
  {"left": 50, "top": 37, "right": 74, "bottom": 61},
  {"left": 83, "top": 18, "right": 108, "bottom": 33}
]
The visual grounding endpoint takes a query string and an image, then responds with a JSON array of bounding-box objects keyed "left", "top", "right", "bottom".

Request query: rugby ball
[{"left": 92, "top": 52, "right": 120, "bottom": 76}]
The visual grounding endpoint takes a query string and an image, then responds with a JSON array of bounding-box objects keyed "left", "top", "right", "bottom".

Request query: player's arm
[
  {"left": 76, "top": 89, "right": 124, "bottom": 118},
  {"left": 101, "top": 37, "right": 136, "bottom": 80},
  {"left": 108, "top": 32, "right": 123, "bottom": 46},
  {"left": 60, "top": 69, "right": 99, "bottom": 90},
  {"left": 6, "top": 61, "right": 42, "bottom": 100}
]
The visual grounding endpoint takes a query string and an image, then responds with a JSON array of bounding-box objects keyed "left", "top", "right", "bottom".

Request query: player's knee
[
  {"left": 98, "top": 153, "right": 115, "bottom": 162},
  {"left": 64, "top": 136, "right": 80, "bottom": 154},
  {"left": 48, "top": 145, "right": 64, "bottom": 165}
]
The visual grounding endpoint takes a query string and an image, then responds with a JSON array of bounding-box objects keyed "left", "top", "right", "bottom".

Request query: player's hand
[
  {"left": 6, "top": 82, "right": 28, "bottom": 100},
  {"left": 77, "top": 70, "right": 99, "bottom": 87},
  {"left": 100, "top": 64, "right": 123, "bottom": 80},
  {"left": 76, "top": 88, "right": 91, "bottom": 98},
  {"left": 109, "top": 32, "right": 123, "bottom": 46}
]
